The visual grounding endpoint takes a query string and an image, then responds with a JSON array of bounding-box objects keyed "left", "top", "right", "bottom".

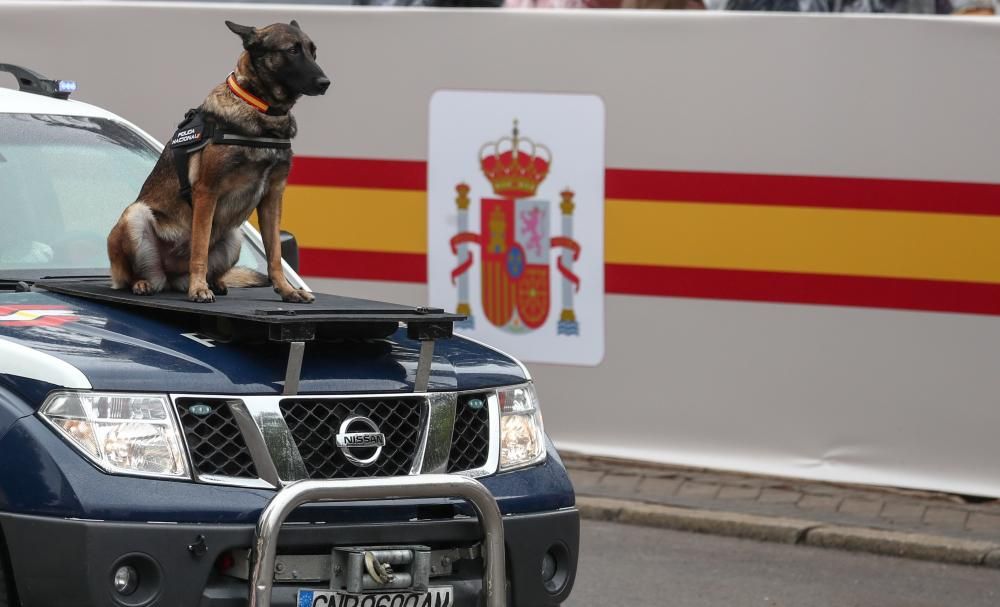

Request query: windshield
[{"left": 0, "top": 113, "right": 267, "bottom": 279}]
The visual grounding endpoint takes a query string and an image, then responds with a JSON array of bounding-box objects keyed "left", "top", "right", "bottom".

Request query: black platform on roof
[{"left": 36, "top": 279, "right": 463, "bottom": 343}]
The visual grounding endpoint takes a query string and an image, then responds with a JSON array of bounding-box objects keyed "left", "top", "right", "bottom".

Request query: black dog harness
[
  {"left": 169, "top": 109, "right": 292, "bottom": 203},
  {"left": 169, "top": 74, "right": 291, "bottom": 203}
]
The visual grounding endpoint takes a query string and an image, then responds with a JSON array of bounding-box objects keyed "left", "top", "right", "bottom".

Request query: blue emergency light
[{"left": 0, "top": 63, "right": 77, "bottom": 99}]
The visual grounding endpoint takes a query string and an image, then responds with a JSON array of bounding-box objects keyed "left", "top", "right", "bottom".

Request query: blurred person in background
[
  {"left": 503, "top": 0, "right": 580, "bottom": 5},
  {"left": 950, "top": 0, "right": 995, "bottom": 12},
  {"left": 621, "top": 0, "right": 706, "bottom": 8},
  {"left": 719, "top": 0, "right": 945, "bottom": 10},
  {"left": 719, "top": 0, "right": 986, "bottom": 12},
  {"left": 504, "top": 0, "right": 607, "bottom": 6},
  {"left": 354, "top": 0, "right": 504, "bottom": 5},
  {"left": 826, "top": 0, "right": 950, "bottom": 11}
]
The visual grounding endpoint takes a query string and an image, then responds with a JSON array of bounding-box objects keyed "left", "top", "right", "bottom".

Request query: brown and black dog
[{"left": 108, "top": 20, "right": 329, "bottom": 303}]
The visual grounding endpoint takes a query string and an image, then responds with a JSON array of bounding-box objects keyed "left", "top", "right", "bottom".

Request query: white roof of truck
[
  {"left": 0, "top": 86, "right": 119, "bottom": 119},
  {"left": 0, "top": 85, "right": 161, "bottom": 147}
]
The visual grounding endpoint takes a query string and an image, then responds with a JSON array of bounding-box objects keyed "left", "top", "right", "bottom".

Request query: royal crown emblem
[
  {"left": 450, "top": 120, "right": 581, "bottom": 336},
  {"left": 479, "top": 120, "right": 551, "bottom": 198}
]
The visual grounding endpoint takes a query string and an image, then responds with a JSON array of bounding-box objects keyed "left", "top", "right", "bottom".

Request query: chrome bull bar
[{"left": 248, "top": 475, "right": 506, "bottom": 607}]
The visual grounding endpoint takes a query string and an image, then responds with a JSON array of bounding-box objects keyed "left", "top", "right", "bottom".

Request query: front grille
[
  {"left": 447, "top": 393, "right": 491, "bottom": 473},
  {"left": 176, "top": 399, "right": 258, "bottom": 478},
  {"left": 280, "top": 397, "right": 424, "bottom": 479}
]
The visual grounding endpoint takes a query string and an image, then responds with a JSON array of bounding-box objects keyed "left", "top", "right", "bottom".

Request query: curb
[{"left": 577, "top": 496, "right": 1000, "bottom": 568}]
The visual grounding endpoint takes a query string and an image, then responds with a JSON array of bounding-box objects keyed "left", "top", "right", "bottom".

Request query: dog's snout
[{"left": 315, "top": 77, "right": 331, "bottom": 94}]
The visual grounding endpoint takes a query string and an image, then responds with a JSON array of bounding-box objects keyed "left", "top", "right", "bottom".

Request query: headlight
[
  {"left": 40, "top": 392, "right": 189, "bottom": 479},
  {"left": 498, "top": 383, "right": 546, "bottom": 471}
]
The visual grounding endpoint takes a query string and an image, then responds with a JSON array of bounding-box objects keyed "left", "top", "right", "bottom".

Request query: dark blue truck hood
[{"left": 0, "top": 291, "right": 527, "bottom": 404}]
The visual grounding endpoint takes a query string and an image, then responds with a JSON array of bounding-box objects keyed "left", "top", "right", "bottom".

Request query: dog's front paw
[
  {"left": 210, "top": 280, "right": 228, "bottom": 296},
  {"left": 132, "top": 280, "right": 156, "bottom": 296},
  {"left": 279, "top": 288, "right": 315, "bottom": 303},
  {"left": 188, "top": 285, "right": 216, "bottom": 303}
]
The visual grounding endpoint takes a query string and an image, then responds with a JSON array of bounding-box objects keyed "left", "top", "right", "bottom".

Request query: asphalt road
[{"left": 571, "top": 520, "right": 1000, "bottom": 607}]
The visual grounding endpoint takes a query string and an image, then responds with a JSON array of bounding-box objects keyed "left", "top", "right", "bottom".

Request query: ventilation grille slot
[
  {"left": 448, "top": 393, "right": 491, "bottom": 473},
  {"left": 176, "top": 399, "right": 258, "bottom": 478}
]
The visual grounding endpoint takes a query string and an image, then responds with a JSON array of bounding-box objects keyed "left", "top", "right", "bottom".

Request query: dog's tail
[{"left": 222, "top": 266, "right": 270, "bottom": 288}]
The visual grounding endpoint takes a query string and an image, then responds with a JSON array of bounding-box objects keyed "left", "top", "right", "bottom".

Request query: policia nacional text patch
[{"left": 169, "top": 108, "right": 290, "bottom": 203}]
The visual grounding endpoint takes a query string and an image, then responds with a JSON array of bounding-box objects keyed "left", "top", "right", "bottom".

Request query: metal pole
[
  {"left": 413, "top": 339, "right": 435, "bottom": 393},
  {"left": 282, "top": 341, "right": 305, "bottom": 395},
  {"left": 248, "top": 475, "right": 506, "bottom": 607}
]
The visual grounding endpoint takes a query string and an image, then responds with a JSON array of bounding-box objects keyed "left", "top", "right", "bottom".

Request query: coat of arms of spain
[{"left": 449, "top": 120, "right": 582, "bottom": 336}]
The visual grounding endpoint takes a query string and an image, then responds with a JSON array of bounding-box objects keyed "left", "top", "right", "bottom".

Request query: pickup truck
[{"left": 0, "top": 64, "right": 578, "bottom": 607}]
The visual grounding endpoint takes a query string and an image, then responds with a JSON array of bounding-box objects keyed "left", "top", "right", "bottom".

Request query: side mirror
[{"left": 280, "top": 230, "right": 300, "bottom": 273}]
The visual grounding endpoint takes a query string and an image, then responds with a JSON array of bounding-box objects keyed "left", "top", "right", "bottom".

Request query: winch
[{"left": 331, "top": 546, "right": 431, "bottom": 593}]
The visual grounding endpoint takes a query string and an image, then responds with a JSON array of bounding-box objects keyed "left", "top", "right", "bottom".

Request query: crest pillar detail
[
  {"left": 557, "top": 189, "right": 580, "bottom": 336},
  {"left": 454, "top": 183, "right": 474, "bottom": 329}
]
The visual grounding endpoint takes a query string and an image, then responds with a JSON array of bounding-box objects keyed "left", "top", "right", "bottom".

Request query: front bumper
[{"left": 0, "top": 504, "right": 579, "bottom": 607}]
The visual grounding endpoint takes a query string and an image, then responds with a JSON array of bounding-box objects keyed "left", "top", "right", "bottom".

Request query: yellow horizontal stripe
[
  {"left": 607, "top": 200, "right": 1000, "bottom": 284},
  {"left": 278, "top": 186, "right": 1000, "bottom": 284},
  {"left": 279, "top": 185, "right": 427, "bottom": 253}
]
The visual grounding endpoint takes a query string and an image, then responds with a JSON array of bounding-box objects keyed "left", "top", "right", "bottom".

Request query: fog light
[
  {"left": 541, "top": 551, "right": 557, "bottom": 582},
  {"left": 113, "top": 565, "right": 138, "bottom": 596},
  {"left": 541, "top": 543, "right": 570, "bottom": 595}
]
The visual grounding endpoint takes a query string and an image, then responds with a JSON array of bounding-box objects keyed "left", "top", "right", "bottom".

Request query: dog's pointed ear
[
  {"left": 289, "top": 19, "right": 301, "bottom": 30},
  {"left": 225, "top": 20, "right": 259, "bottom": 50}
]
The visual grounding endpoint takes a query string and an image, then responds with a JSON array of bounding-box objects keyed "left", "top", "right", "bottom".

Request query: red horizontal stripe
[
  {"left": 605, "top": 169, "right": 1000, "bottom": 216},
  {"left": 606, "top": 263, "right": 1000, "bottom": 317},
  {"left": 300, "top": 247, "right": 426, "bottom": 282},
  {"left": 299, "top": 247, "right": 1000, "bottom": 317},
  {"left": 290, "top": 157, "right": 426, "bottom": 190},
  {"left": 288, "top": 156, "right": 1000, "bottom": 216}
]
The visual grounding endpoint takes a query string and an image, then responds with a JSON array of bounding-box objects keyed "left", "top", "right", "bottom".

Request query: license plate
[{"left": 297, "top": 587, "right": 454, "bottom": 607}]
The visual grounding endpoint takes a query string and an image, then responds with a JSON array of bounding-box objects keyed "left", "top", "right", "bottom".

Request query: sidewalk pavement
[{"left": 562, "top": 451, "right": 1000, "bottom": 568}]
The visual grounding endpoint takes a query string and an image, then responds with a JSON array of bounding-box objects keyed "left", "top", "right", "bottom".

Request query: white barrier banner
[{"left": 4, "top": 3, "right": 1000, "bottom": 497}]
